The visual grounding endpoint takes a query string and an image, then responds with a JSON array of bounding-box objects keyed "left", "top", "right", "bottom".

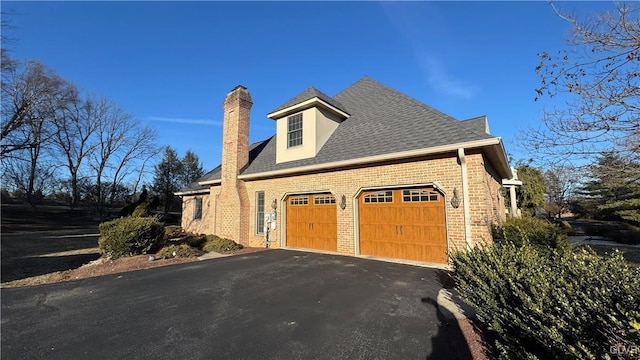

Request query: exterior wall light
[
  {"left": 340, "top": 195, "right": 347, "bottom": 210},
  {"left": 271, "top": 199, "right": 278, "bottom": 210},
  {"left": 451, "top": 188, "right": 461, "bottom": 209}
]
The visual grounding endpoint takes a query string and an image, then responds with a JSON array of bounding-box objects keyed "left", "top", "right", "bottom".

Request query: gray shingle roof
[
  {"left": 243, "top": 76, "right": 495, "bottom": 175},
  {"left": 269, "top": 87, "right": 349, "bottom": 115},
  {"left": 461, "top": 116, "right": 488, "bottom": 134},
  {"left": 180, "top": 76, "right": 498, "bottom": 191}
]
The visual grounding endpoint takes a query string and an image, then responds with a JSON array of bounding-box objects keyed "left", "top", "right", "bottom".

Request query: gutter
[
  {"left": 238, "top": 138, "right": 502, "bottom": 180},
  {"left": 174, "top": 188, "right": 210, "bottom": 196}
]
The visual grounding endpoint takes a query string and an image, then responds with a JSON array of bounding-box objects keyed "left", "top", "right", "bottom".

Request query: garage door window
[
  {"left": 314, "top": 195, "right": 335, "bottom": 205},
  {"left": 290, "top": 196, "right": 308, "bottom": 205},
  {"left": 363, "top": 191, "right": 393, "bottom": 203},
  {"left": 402, "top": 189, "right": 439, "bottom": 202}
]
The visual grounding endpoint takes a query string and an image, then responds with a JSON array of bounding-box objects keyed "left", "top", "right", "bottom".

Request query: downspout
[{"left": 458, "top": 148, "right": 472, "bottom": 251}]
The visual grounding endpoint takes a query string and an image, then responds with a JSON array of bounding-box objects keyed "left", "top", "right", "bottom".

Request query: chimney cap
[{"left": 231, "top": 85, "right": 247, "bottom": 92}]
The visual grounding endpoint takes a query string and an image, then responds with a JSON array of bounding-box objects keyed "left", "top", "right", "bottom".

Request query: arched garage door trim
[{"left": 353, "top": 182, "right": 449, "bottom": 263}]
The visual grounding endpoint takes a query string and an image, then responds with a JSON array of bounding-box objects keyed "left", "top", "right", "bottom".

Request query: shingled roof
[
  {"left": 179, "top": 76, "right": 503, "bottom": 193},
  {"left": 269, "top": 86, "right": 349, "bottom": 115}
]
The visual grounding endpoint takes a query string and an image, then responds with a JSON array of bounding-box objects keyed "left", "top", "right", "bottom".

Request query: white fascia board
[
  {"left": 174, "top": 189, "right": 210, "bottom": 196},
  {"left": 238, "top": 138, "right": 501, "bottom": 180},
  {"left": 267, "top": 98, "right": 349, "bottom": 120},
  {"left": 198, "top": 179, "right": 221, "bottom": 186}
]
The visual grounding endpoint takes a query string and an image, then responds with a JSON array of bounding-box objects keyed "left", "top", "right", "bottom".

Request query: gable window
[
  {"left": 287, "top": 113, "right": 303, "bottom": 147},
  {"left": 194, "top": 197, "right": 203, "bottom": 220},
  {"left": 256, "top": 191, "right": 265, "bottom": 234}
]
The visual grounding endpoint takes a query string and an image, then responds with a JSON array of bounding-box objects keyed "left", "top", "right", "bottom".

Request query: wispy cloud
[
  {"left": 420, "top": 55, "right": 479, "bottom": 100},
  {"left": 144, "top": 116, "right": 223, "bottom": 126},
  {"left": 379, "top": 2, "right": 478, "bottom": 100}
]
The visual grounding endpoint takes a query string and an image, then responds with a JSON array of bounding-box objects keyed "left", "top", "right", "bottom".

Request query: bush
[
  {"left": 163, "top": 226, "right": 207, "bottom": 248},
  {"left": 492, "top": 217, "right": 570, "bottom": 251},
  {"left": 451, "top": 242, "right": 640, "bottom": 360},
  {"left": 202, "top": 235, "right": 243, "bottom": 253},
  {"left": 131, "top": 202, "right": 151, "bottom": 217},
  {"left": 155, "top": 244, "right": 197, "bottom": 259},
  {"left": 98, "top": 216, "right": 165, "bottom": 259}
]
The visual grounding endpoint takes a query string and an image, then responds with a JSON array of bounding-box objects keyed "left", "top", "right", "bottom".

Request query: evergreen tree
[
  {"left": 152, "top": 146, "right": 183, "bottom": 214},
  {"left": 180, "top": 150, "right": 204, "bottom": 188},
  {"left": 578, "top": 153, "right": 640, "bottom": 224},
  {"left": 515, "top": 162, "right": 547, "bottom": 217}
]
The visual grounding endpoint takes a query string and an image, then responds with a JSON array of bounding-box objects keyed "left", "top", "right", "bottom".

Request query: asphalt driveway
[{"left": 1, "top": 250, "right": 465, "bottom": 359}]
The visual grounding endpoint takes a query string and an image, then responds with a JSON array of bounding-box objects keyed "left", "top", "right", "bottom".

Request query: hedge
[{"left": 451, "top": 242, "right": 640, "bottom": 359}]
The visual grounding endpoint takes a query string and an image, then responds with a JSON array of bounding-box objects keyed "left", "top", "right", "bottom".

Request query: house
[{"left": 176, "top": 76, "right": 519, "bottom": 265}]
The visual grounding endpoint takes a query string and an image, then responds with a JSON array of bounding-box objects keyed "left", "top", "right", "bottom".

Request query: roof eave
[
  {"left": 199, "top": 179, "right": 221, "bottom": 186},
  {"left": 238, "top": 138, "right": 503, "bottom": 180},
  {"left": 482, "top": 138, "right": 514, "bottom": 179},
  {"left": 174, "top": 188, "right": 210, "bottom": 196},
  {"left": 267, "top": 97, "right": 349, "bottom": 120}
]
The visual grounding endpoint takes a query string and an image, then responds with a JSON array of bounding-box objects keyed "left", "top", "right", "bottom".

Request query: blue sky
[{"left": 3, "top": 1, "right": 612, "bottom": 172}]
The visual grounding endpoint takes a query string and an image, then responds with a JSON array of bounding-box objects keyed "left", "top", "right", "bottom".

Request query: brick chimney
[{"left": 216, "top": 85, "right": 252, "bottom": 243}]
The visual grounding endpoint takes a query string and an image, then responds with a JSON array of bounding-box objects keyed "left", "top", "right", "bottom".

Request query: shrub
[
  {"left": 98, "top": 216, "right": 165, "bottom": 259},
  {"left": 155, "top": 244, "right": 197, "bottom": 259},
  {"left": 131, "top": 202, "right": 151, "bottom": 217},
  {"left": 451, "top": 242, "right": 640, "bottom": 360},
  {"left": 492, "top": 216, "right": 569, "bottom": 251},
  {"left": 202, "top": 235, "right": 243, "bottom": 253}
]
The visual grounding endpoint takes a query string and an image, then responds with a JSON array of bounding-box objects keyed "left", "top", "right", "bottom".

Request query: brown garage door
[
  {"left": 358, "top": 188, "right": 447, "bottom": 263},
  {"left": 286, "top": 194, "right": 337, "bottom": 252}
]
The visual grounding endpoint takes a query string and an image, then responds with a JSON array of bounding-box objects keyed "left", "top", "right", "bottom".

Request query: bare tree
[
  {"left": 1, "top": 59, "right": 77, "bottom": 158},
  {"left": 88, "top": 98, "right": 158, "bottom": 216},
  {"left": 107, "top": 125, "right": 159, "bottom": 205},
  {"left": 527, "top": 2, "right": 640, "bottom": 163},
  {"left": 52, "top": 96, "right": 100, "bottom": 206},
  {"left": 544, "top": 164, "right": 580, "bottom": 219}
]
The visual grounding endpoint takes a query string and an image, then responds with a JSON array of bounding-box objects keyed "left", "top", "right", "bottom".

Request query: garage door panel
[
  {"left": 286, "top": 194, "right": 337, "bottom": 252},
  {"left": 359, "top": 187, "right": 447, "bottom": 264}
]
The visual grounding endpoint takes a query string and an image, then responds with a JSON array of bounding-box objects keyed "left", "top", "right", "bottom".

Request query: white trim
[
  {"left": 239, "top": 138, "right": 501, "bottom": 180},
  {"left": 199, "top": 179, "right": 221, "bottom": 186},
  {"left": 502, "top": 179, "right": 523, "bottom": 186},
  {"left": 267, "top": 97, "right": 350, "bottom": 120},
  {"left": 174, "top": 189, "right": 209, "bottom": 196},
  {"left": 458, "top": 148, "right": 473, "bottom": 251}
]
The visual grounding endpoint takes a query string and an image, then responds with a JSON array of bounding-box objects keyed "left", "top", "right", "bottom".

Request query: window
[
  {"left": 289, "top": 196, "right": 308, "bottom": 205},
  {"left": 194, "top": 197, "right": 203, "bottom": 220},
  {"left": 256, "top": 191, "right": 265, "bottom": 234},
  {"left": 314, "top": 194, "right": 336, "bottom": 205},
  {"left": 287, "top": 113, "right": 303, "bottom": 147},
  {"left": 363, "top": 191, "right": 393, "bottom": 203},
  {"left": 402, "top": 189, "right": 439, "bottom": 202}
]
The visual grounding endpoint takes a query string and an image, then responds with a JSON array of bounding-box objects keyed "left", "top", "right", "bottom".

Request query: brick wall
[
  {"left": 181, "top": 150, "right": 508, "bottom": 258},
  {"left": 241, "top": 152, "right": 466, "bottom": 253}
]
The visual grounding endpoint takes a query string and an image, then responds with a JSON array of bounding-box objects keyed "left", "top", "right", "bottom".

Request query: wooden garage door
[
  {"left": 358, "top": 188, "right": 447, "bottom": 263},
  {"left": 286, "top": 194, "right": 337, "bottom": 252}
]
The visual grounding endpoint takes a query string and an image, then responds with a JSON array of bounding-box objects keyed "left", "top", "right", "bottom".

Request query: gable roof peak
[{"left": 268, "top": 85, "right": 348, "bottom": 118}]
